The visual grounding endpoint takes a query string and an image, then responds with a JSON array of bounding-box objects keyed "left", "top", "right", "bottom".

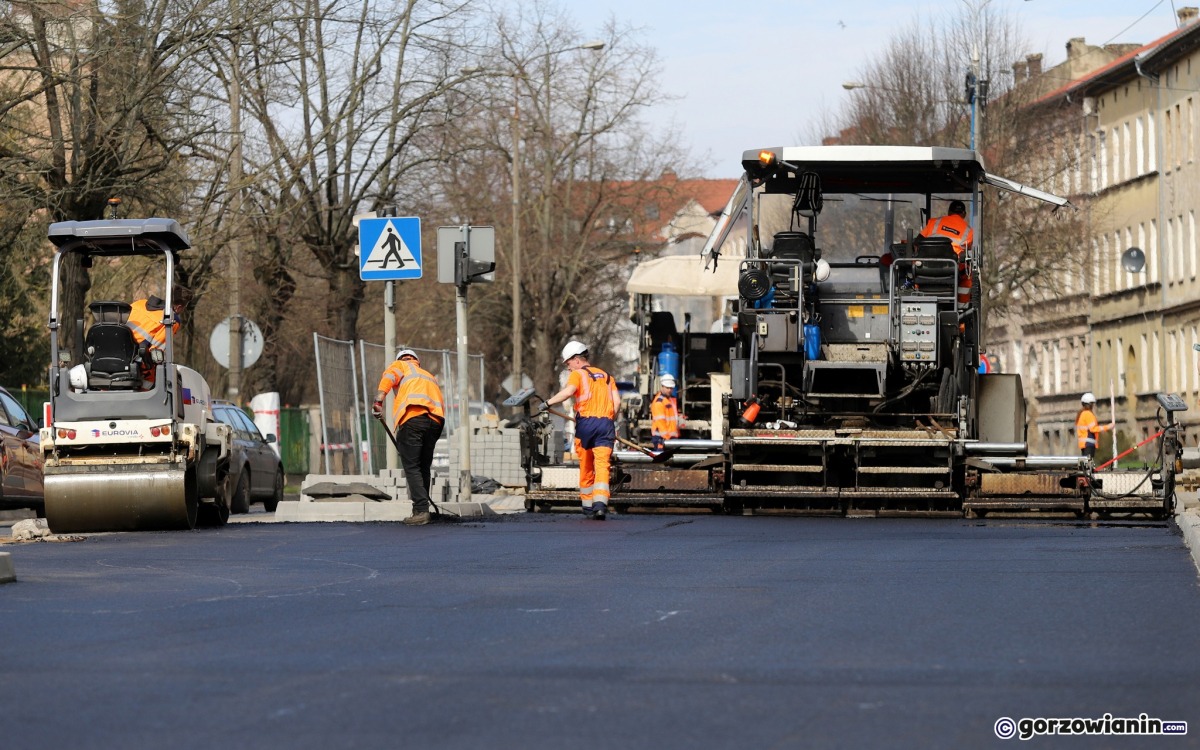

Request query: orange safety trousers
[{"left": 575, "top": 442, "right": 613, "bottom": 508}]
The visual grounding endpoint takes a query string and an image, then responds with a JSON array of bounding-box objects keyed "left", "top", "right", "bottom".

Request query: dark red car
[{"left": 0, "top": 385, "right": 44, "bottom": 513}]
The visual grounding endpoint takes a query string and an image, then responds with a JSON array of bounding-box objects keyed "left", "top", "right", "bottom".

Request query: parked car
[
  {"left": 211, "top": 400, "right": 284, "bottom": 513},
  {"left": 0, "top": 385, "right": 44, "bottom": 513}
]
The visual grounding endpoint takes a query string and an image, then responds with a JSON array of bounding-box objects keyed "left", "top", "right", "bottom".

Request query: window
[
  {"left": 1190, "top": 210, "right": 1196, "bottom": 279},
  {"left": 1167, "top": 218, "right": 1175, "bottom": 282},
  {"left": 1148, "top": 111, "right": 1157, "bottom": 172},
  {"left": 1179, "top": 328, "right": 1190, "bottom": 394},
  {"left": 0, "top": 392, "right": 32, "bottom": 430},
  {"left": 1161, "top": 106, "right": 1171, "bottom": 169},
  {"left": 1054, "top": 340, "right": 1063, "bottom": 393},
  {"left": 1099, "top": 130, "right": 1108, "bottom": 188},
  {"left": 1136, "top": 116, "right": 1146, "bottom": 174},
  {"left": 1153, "top": 331, "right": 1161, "bottom": 390},
  {"left": 1178, "top": 214, "right": 1187, "bottom": 282},
  {"left": 1099, "top": 234, "right": 1110, "bottom": 293},
  {"left": 1124, "top": 121, "right": 1132, "bottom": 181},
  {"left": 1149, "top": 219, "right": 1159, "bottom": 284},
  {"left": 1190, "top": 97, "right": 1196, "bottom": 163},
  {"left": 1138, "top": 223, "right": 1148, "bottom": 283}
]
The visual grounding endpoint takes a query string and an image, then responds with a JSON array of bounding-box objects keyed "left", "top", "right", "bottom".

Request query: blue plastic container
[
  {"left": 657, "top": 342, "right": 681, "bottom": 382},
  {"left": 804, "top": 323, "right": 821, "bottom": 360}
]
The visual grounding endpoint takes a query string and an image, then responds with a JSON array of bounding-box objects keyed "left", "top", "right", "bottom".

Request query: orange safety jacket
[
  {"left": 1075, "top": 407, "right": 1111, "bottom": 450},
  {"left": 126, "top": 297, "right": 178, "bottom": 350},
  {"left": 377, "top": 360, "right": 446, "bottom": 428},
  {"left": 650, "top": 393, "right": 680, "bottom": 440},
  {"left": 919, "top": 214, "right": 974, "bottom": 254},
  {"left": 569, "top": 365, "right": 618, "bottom": 420}
]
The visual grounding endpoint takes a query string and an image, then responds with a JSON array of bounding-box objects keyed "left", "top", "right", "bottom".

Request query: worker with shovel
[
  {"left": 371, "top": 348, "right": 445, "bottom": 526},
  {"left": 542, "top": 340, "right": 618, "bottom": 520}
]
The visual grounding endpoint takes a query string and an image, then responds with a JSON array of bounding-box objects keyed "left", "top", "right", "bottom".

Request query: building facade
[{"left": 987, "top": 8, "right": 1200, "bottom": 457}]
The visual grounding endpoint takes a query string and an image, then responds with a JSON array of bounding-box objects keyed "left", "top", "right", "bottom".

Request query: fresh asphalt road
[{"left": 2, "top": 513, "right": 1199, "bottom": 750}]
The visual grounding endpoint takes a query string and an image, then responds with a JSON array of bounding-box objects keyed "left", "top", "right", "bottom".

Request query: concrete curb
[
  {"left": 1176, "top": 507, "right": 1200, "bottom": 577},
  {"left": 0, "top": 551, "right": 15, "bottom": 584}
]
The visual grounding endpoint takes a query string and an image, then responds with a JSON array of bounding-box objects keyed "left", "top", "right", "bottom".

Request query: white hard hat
[
  {"left": 561, "top": 340, "right": 588, "bottom": 363},
  {"left": 660, "top": 374, "right": 676, "bottom": 387},
  {"left": 1081, "top": 392, "right": 1097, "bottom": 404},
  {"left": 814, "top": 258, "right": 831, "bottom": 283},
  {"left": 69, "top": 364, "right": 88, "bottom": 391},
  {"left": 396, "top": 348, "right": 419, "bottom": 363}
]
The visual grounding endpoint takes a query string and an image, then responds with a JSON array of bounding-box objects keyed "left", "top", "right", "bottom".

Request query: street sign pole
[
  {"left": 455, "top": 225, "right": 473, "bottom": 503},
  {"left": 383, "top": 280, "right": 397, "bottom": 470},
  {"left": 437, "top": 223, "right": 495, "bottom": 503}
]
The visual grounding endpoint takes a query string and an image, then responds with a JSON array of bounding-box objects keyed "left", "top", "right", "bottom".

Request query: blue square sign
[{"left": 359, "top": 217, "right": 422, "bottom": 280}]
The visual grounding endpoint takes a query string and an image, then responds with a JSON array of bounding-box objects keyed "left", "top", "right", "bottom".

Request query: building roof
[{"left": 1030, "top": 19, "right": 1200, "bottom": 108}]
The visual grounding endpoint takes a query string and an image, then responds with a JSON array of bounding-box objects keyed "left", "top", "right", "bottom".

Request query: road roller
[{"left": 40, "top": 218, "right": 233, "bottom": 532}]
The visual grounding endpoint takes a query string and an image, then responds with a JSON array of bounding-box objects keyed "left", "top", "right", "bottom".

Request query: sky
[{"left": 561, "top": 0, "right": 1190, "bottom": 177}]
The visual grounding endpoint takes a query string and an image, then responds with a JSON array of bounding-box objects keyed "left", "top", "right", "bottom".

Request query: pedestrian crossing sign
[{"left": 358, "top": 217, "right": 422, "bottom": 280}]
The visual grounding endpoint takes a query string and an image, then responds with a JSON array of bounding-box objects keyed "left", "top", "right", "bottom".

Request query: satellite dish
[
  {"left": 1121, "top": 247, "right": 1146, "bottom": 273},
  {"left": 209, "top": 316, "right": 264, "bottom": 369}
]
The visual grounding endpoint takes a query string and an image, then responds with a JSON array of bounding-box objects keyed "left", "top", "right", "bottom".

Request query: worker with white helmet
[
  {"left": 371, "top": 348, "right": 445, "bottom": 526},
  {"left": 542, "top": 340, "right": 618, "bottom": 520},
  {"left": 650, "top": 373, "right": 681, "bottom": 450},
  {"left": 1075, "top": 391, "right": 1113, "bottom": 459}
]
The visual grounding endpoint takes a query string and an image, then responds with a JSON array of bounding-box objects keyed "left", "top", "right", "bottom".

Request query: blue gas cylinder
[
  {"left": 657, "top": 342, "right": 680, "bottom": 382},
  {"left": 804, "top": 323, "right": 821, "bottom": 360}
]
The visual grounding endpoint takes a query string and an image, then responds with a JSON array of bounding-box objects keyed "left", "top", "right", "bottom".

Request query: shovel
[
  {"left": 373, "top": 412, "right": 459, "bottom": 520},
  {"left": 540, "top": 403, "right": 675, "bottom": 464}
]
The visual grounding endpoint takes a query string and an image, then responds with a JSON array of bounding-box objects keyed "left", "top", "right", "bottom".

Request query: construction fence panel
[{"left": 313, "top": 333, "right": 364, "bottom": 475}]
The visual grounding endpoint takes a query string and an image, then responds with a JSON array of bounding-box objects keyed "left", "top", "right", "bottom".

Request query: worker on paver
[
  {"left": 542, "top": 340, "right": 618, "bottom": 520},
  {"left": 650, "top": 374, "right": 680, "bottom": 451},
  {"left": 1076, "top": 391, "right": 1114, "bottom": 459},
  {"left": 372, "top": 348, "right": 445, "bottom": 526},
  {"left": 919, "top": 200, "right": 974, "bottom": 255}
]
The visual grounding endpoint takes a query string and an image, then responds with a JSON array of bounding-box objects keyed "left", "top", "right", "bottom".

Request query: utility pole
[
  {"left": 227, "top": 0, "right": 243, "bottom": 403},
  {"left": 510, "top": 73, "right": 523, "bottom": 396}
]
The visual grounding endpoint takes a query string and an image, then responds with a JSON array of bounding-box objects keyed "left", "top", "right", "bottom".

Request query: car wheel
[
  {"left": 264, "top": 468, "right": 283, "bottom": 513},
  {"left": 231, "top": 471, "right": 251, "bottom": 515}
]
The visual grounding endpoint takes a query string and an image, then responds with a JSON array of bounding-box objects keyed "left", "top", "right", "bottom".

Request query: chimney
[
  {"left": 1012, "top": 60, "right": 1027, "bottom": 81},
  {"left": 660, "top": 167, "right": 678, "bottom": 183},
  {"left": 1066, "top": 38, "right": 1087, "bottom": 59},
  {"left": 1179, "top": 7, "right": 1199, "bottom": 25},
  {"left": 1026, "top": 53, "right": 1043, "bottom": 78}
]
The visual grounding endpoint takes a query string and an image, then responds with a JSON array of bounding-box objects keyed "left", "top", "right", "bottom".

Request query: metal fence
[
  {"left": 313, "top": 333, "right": 364, "bottom": 475},
  {"left": 357, "top": 341, "right": 484, "bottom": 473}
]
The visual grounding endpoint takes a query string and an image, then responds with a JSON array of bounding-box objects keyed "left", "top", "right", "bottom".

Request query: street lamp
[{"left": 509, "top": 40, "right": 604, "bottom": 395}]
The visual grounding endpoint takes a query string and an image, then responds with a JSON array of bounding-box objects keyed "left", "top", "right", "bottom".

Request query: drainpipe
[{"left": 1135, "top": 55, "right": 1166, "bottom": 415}]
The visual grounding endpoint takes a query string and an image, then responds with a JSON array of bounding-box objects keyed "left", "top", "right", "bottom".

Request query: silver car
[{"left": 211, "top": 400, "right": 284, "bottom": 513}]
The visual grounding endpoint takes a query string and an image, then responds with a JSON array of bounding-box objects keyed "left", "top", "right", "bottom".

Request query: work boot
[
  {"left": 403, "top": 511, "right": 431, "bottom": 526},
  {"left": 591, "top": 502, "right": 607, "bottom": 521}
]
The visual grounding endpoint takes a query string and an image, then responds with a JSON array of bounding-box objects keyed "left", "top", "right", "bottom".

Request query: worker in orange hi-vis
[
  {"left": 919, "top": 199, "right": 974, "bottom": 255},
  {"left": 1075, "top": 391, "right": 1114, "bottom": 460},
  {"left": 372, "top": 348, "right": 446, "bottom": 526},
  {"left": 650, "top": 374, "right": 681, "bottom": 450},
  {"left": 542, "top": 340, "right": 618, "bottom": 521},
  {"left": 126, "top": 284, "right": 193, "bottom": 386}
]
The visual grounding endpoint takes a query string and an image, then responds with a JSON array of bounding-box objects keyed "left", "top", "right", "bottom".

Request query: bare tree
[
  {"left": 436, "top": 3, "right": 694, "bottom": 397},
  {"left": 0, "top": 0, "right": 231, "bottom": 362},
  {"left": 231, "top": 0, "right": 483, "bottom": 347}
]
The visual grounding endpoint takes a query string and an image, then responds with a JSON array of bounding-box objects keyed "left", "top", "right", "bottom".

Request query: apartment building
[{"left": 986, "top": 8, "right": 1200, "bottom": 456}]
